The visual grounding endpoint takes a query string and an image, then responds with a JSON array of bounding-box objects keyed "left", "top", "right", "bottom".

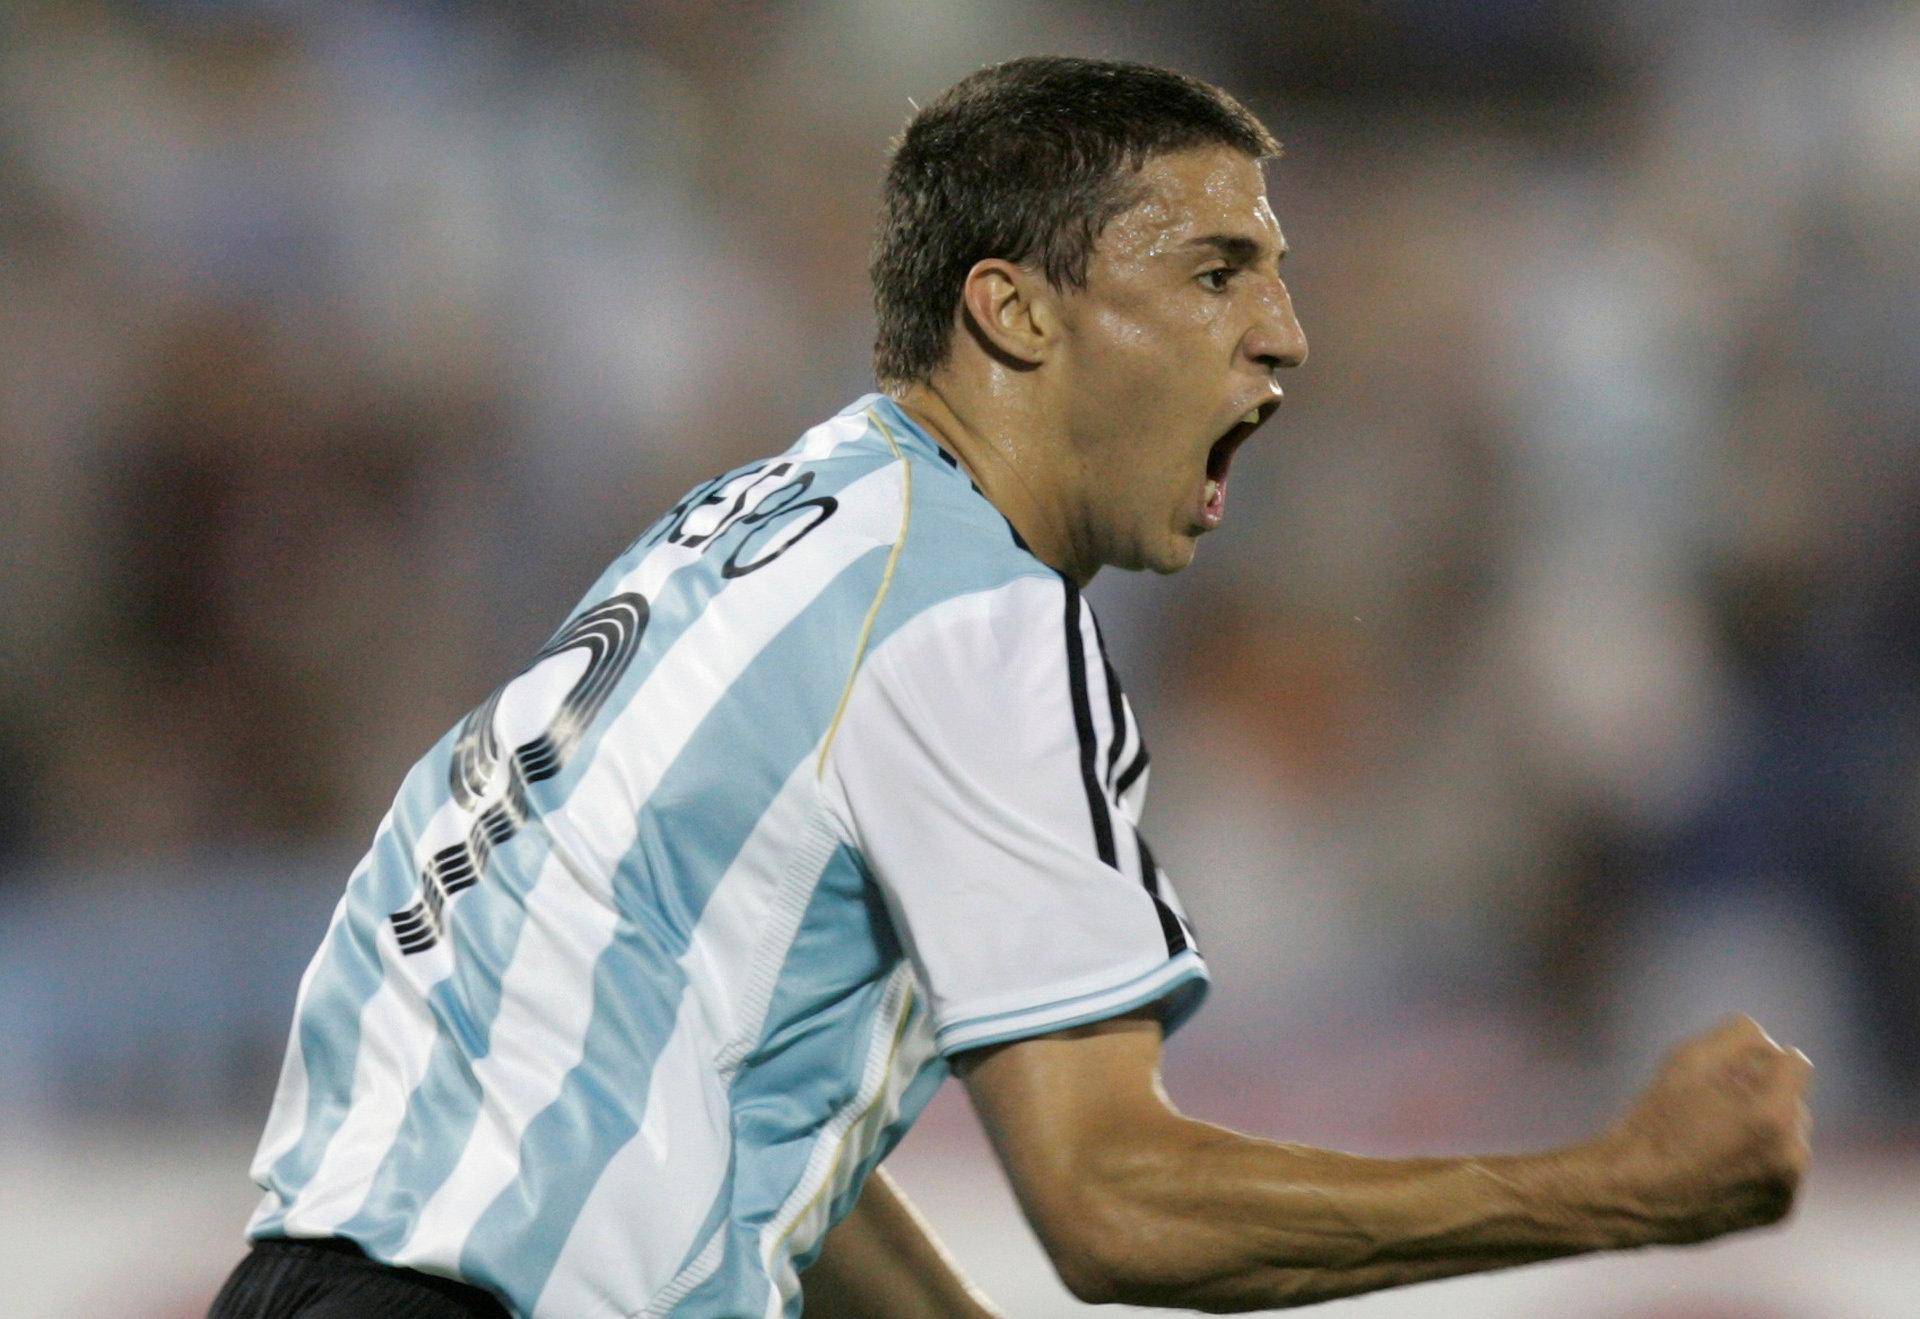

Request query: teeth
[
  {"left": 1204, "top": 479, "right": 1222, "bottom": 504},
  {"left": 1242, "top": 408, "right": 1262, "bottom": 426}
]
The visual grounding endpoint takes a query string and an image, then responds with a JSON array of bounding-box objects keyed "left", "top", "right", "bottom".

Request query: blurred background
[{"left": 3, "top": 0, "right": 1917, "bottom": 1314}]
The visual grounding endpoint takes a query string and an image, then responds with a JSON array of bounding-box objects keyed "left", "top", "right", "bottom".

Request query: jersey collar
[{"left": 860, "top": 394, "right": 1036, "bottom": 556}]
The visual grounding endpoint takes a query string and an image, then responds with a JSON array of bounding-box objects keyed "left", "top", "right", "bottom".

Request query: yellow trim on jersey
[
  {"left": 816, "top": 408, "right": 911, "bottom": 776},
  {"left": 767, "top": 980, "right": 919, "bottom": 1262}
]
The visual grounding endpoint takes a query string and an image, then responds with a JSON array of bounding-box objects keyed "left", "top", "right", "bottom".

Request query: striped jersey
[{"left": 245, "top": 395, "right": 1208, "bottom": 1317}]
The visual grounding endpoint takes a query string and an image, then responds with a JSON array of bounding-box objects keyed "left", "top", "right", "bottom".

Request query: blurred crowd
[{"left": 3, "top": 0, "right": 1918, "bottom": 1161}]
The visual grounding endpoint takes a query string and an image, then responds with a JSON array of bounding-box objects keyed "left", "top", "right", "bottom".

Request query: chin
[
  {"left": 1144, "top": 534, "right": 1199, "bottom": 575},
  {"left": 1102, "top": 523, "right": 1199, "bottom": 576}
]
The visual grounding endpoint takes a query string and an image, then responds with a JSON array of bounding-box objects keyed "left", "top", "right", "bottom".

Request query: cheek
[
  {"left": 1067, "top": 299, "right": 1218, "bottom": 495},
  {"left": 1081, "top": 308, "right": 1205, "bottom": 413},
  {"left": 1081, "top": 305, "right": 1159, "bottom": 373}
]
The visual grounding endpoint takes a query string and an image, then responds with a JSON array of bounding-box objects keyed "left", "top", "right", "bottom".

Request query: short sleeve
[{"left": 820, "top": 573, "right": 1207, "bottom": 1057}]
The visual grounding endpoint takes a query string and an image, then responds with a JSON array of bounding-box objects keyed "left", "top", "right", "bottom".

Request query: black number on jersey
[{"left": 389, "top": 594, "right": 648, "bottom": 956}]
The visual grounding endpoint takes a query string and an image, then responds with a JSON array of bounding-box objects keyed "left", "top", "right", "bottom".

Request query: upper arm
[
  {"left": 820, "top": 575, "right": 1207, "bottom": 1060},
  {"left": 955, "top": 1010, "right": 1196, "bottom": 1300}
]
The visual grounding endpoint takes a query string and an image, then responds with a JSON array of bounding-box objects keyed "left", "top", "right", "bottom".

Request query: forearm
[
  {"left": 1075, "top": 1122, "right": 1659, "bottom": 1309},
  {"left": 966, "top": 1010, "right": 1807, "bottom": 1311},
  {"left": 800, "top": 1167, "right": 1001, "bottom": 1319}
]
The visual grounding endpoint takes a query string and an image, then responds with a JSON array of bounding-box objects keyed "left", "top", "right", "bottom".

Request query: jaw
[
  {"left": 1068, "top": 400, "right": 1277, "bottom": 577},
  {"left": 1131, "top": 502, "right": 1205, "bottom": 575},
  {"left": 1149, "top": 533, "right": 1200, "bottom": 574},
  {"left": 1073, "top": 499, "right": 1197, "bottom": 578}
]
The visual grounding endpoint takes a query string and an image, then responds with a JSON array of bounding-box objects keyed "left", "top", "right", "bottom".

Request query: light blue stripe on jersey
[
  {"left": 252, "top": 724, "right": 468, "bottom": 1236},
  {"left": 721, "top": 845, "right": 906, "bottom": 1308},
  {"left": 939, "top": 950, "right": 1208, "bottom": 1054},
  {"left": 857, "top": 398, "right": 1056, "bottom": 634}
]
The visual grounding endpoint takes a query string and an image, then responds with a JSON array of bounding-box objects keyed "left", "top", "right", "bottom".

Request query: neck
[{"left": 890, "top": 378, "right": 1097, "bottom": 585}]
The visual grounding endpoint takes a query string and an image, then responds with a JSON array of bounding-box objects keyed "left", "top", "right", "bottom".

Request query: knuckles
[{"left": 1635, "top": 1019, "right": 1814, "bottom": 1242}]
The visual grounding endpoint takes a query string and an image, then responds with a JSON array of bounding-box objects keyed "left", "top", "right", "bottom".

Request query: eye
[{"left": 1198, "top": 266, "right": 1237, "bottom": 292}]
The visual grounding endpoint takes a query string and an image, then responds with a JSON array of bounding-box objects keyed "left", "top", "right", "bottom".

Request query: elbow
[
  {"left": 1035, "top": 1185, "right": 1183, "bottom": 1308},
  {"left": 1020, "top": 1115, "right": 1240, "bottom": 1307},
  {"left": 1052, "top": 1247, "right": 1227, "bottom": 1312},
  {"left": 1046, "top": 1223, "right": 1135, "bottom": 1307},
  {"left": 1038, "top": 1183, "right": 1316, "bottom": 1312},
  {"left": 1054, "top": 1252, "right": 1122, "bottom": 1307}
]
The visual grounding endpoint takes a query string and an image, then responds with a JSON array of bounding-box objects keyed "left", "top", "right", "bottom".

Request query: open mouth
[{"left": 1200, "top": 401, "right": 1277, "bottom": 527}]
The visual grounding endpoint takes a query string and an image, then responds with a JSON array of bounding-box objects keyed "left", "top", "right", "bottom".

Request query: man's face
[{"left": 1050, "top": 145, "right": 1307, "bottom": 574}]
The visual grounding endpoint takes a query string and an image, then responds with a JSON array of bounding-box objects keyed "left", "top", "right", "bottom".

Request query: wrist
[{"left": 1561, "top": 1133, "right": 1676, "bottom": 1249}]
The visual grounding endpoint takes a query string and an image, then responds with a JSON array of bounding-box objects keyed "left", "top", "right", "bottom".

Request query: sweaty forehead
[{"left": 1098, "top": 146, "right": 1280, "bottom": 264}]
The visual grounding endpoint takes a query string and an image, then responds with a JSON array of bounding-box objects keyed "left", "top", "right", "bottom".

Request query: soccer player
[{"left": 213, "top": 57, "right": 1811, "bottom": 1318}]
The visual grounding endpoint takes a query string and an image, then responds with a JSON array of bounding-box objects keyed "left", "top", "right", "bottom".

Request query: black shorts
[{"left": 209, "top": 1237, "right": 511, "bottom": 1319}]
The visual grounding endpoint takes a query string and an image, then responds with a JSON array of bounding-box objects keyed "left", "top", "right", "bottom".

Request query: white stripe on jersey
[
  {"left": 643, "top": 1232, "right": 725, "bottom": 1319},
  {"left": 793, "top": 410, "right": 874, "bottom": 461},
  {"left": 281, "top": 962, "right": 441, "bottom": 1235},
  {"left": 1074, "top": 601, "right": 1144, "bottom": 889},
  {"left": 528, "top": 752, "right": 842, "bottom": 1317},
  {"left": 389, "top": 844, "right": 602, "bottom": 1266},
  {"left": 1089, "top": 635, "right": 1140, "bottom": 808}
]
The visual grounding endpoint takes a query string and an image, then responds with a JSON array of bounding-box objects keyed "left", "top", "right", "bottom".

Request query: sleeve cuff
[{"left": 933, "top": 950, "right": 1209, "bottom": 1057}]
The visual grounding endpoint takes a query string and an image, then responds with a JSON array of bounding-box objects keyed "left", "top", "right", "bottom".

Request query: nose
[{"left": 1245, "top": 275, "right": 1308, "bottom": 376}]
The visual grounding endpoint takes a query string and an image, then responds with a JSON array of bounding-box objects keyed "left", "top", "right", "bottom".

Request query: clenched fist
[{"left": 1600, "top": 1015, "right": 1813, "bottom": 1245}]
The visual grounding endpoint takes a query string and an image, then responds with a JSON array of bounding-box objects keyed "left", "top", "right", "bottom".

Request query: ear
[{"left": 958, "top": 258, "right": 1057, "bottom": 368}]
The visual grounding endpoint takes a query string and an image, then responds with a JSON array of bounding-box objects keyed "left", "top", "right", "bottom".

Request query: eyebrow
[{"left": 1183, "top": 233, "right": 1287, "bottom": 265}]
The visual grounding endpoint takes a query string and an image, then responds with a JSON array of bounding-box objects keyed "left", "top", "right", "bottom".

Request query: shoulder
[
  {"left": 868, "top": 571, "right": 1065, "bottom": 680},
  {"left": 854, "top": 415, "right": 1062, "bottom": 655},
  {"left": 834, "top": 571, "right": 1083, "bottom": 786}
]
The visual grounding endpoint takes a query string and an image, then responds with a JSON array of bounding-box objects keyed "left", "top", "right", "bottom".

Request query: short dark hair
[{"left": 870, "top": 56, "right": 1280, "bottom": 390}]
